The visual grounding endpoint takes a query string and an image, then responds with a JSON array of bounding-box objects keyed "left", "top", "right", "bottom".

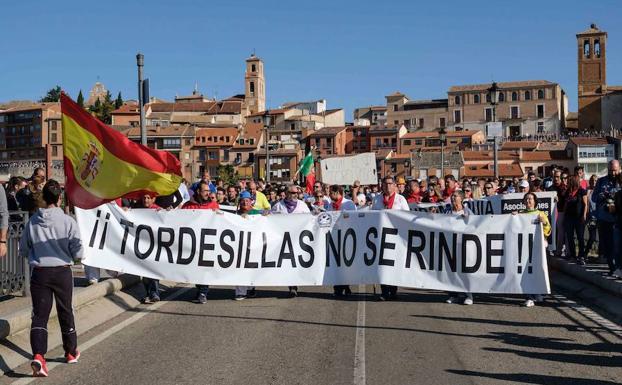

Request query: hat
[
  {"left": 239, "top": 191, "right": 252, "bottom": 200},
  {"left": 519, "top": 180, "right": 530, "bottom": 188},
  {"left": 397, "top": 177, "right": 406, "bottom": 185}
]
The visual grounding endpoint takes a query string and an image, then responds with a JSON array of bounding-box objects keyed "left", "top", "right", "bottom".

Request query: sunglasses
[{"left": 485, "top": 186, "right": 493, "bottom": 189}]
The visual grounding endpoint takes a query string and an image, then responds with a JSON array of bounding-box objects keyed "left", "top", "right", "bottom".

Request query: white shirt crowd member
[{"left": 371, "top": 176, "right": 409, "bottom": 301}]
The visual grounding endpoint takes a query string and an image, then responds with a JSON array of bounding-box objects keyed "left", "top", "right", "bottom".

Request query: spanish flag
[{"left": 61, "top": 93, "right": 182, "bottom": 209}]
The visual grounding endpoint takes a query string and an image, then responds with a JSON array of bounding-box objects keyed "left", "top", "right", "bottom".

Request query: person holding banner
[
  {"left": 327, "top": 185, "right": 357, "bottom": 297},
  {"left": 445, "top": 190, "right": 474, "bottom": 305},
  {"left": 272, "top": 185, "right": 311, "bottom": 297},
  {"left": 182, "top": 180, "right": 219, "bottom": 304},
  {"left": 518, "top": 192, "right": 551, "bottom": 307},
  {"left": 19, "top": 180, "right": 84, "bottom": 377},
  {"left": 372, "top": 176, "right": 409, "bottom": 301},
  {"left": 133, "top": 193, "right": 164, "bottom": 304},
  {"left": 234, "top": 191, "right": 262, "bottom": 300}
]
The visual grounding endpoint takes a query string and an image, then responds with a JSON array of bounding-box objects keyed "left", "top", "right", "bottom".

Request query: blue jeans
[
  {"left": 598, "top": 221, "right": 620, "bottom": 272},
  {"left": 196, "top": 285, "right": 209, "bottom": 296}
]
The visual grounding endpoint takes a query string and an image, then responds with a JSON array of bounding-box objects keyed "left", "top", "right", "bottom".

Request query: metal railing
[{"left": 1, "top": 211, "right": 29, "bottom": 297}]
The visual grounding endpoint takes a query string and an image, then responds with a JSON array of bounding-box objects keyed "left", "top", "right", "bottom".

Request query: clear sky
[{"left": 1, "top": 0, "right": 621, "bottom": 118}]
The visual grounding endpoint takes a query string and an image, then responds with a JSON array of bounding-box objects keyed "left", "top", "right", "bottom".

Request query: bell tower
[
  {"left": 577, "top": 24, "right": 607, "bottom": 130},
  {"left": 245, "top": 54, "right": 266, "bottom": 115}
]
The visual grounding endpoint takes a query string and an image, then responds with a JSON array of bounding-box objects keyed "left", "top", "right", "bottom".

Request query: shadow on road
[{"left": 447, "top": 369, "right": 621, "bottom": 385}]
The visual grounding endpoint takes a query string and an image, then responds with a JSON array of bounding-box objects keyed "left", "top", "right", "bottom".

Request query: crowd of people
[{"left": 3, "top": 161, "right": 622, "bottom": 376}]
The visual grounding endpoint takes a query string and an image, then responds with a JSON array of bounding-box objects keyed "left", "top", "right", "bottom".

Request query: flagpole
[{"left": 137, "top": 53, "right": 146, "bottom": 146}]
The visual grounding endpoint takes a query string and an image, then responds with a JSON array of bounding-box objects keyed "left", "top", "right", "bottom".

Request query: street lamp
[
  {"left": 263, "top": 113, "right": 271, "bottom": 183},
  {"left": 136, "top": 53, "right": 146, "bottom": 145},
  {"left": 439, "top": 126, "right": 447, "bottom": 178},
  {"left": 487, "top": 81, "right": 499, "bottom": 180}
]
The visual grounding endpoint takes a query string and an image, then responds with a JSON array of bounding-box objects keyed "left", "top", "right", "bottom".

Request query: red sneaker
[
  {"left": 66, "top": 350, "right": 81, "bottom": 364},
  {"left": 31, "top": 354, "right": 48, "bottom": 377}
]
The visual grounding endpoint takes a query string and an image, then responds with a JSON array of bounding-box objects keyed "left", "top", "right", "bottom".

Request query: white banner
[
  {"left": 320, "top": 153, "right": 377, "bottom": 185},
  {"left": 409, "top": 192, "right": 558, "bottom": 250},
  {"left": 76, "top": 204, "right": 550, "bottom": 294}
]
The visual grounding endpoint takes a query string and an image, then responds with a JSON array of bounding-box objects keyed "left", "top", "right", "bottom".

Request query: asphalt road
[{"left": 3, "top": 285, "right": 622, "bottom": 385}]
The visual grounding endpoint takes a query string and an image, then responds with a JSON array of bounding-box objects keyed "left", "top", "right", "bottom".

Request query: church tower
[
  {"left": 577, "top": 24, "right": 607, "bottom": 130},
  {"left": 245, "top": 54, "right": 266, "bottom": 115}
]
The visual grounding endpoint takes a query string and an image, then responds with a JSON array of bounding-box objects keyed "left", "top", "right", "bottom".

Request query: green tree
[
  {"left": 217, "top": 164, "right": 238, "bottom": 186},
  {"left": 115, "top": 92, "right": 123, "bottom": 109},
  {"left": 88, "top": 92, "right": 115, "bottom": 124},
  {"left": 39, "top": 86, "right": 62, "bottom": 102},
  {"left": 76, "top": 90, "right": 85, "bottom": 107}
]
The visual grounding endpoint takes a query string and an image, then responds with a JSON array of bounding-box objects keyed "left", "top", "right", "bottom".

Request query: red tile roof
[
  {"left": 569, "top": 137, "right": 609, "bottom": 146},
  {"left": 501, "top": 141, "right": 539, "bottom": 150},
  {"left": 462, "top": 150, "right": 519, "bottom": 161},
  {"left": 463, "top": 163, "right": 523, "bottom": 178},
  {"left": 111, "top": 103, "right": 139, "bottom": 115},
  {"left": 402, "top": 130, "right": 482, "bottom": 139}
]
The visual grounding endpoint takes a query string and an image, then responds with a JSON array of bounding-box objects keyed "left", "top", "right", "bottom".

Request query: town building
[
  {"left": 385, "top": 93, "right": 448, "bottom": 131},
  {"left": 399, "top": 130, "right": 486, "bottom": 154},
  {"left": 193, "top": 126, "right": 240, "bottom": 178},
  {"left": 447, "top": 80, "right": 567, "bottom": 138},
  {"left": 0, "top": 102, "right": 64, "bottom": 180},
  {"left": 306, "top": 126, "right": 348, "bottom": 157},
  {"left": 120, "top": 125, "right": 196, "bottom": 181},
  {"left": 566, "top": 137, "right": 615, "bottom": 176},
  {"left": 353, "top": 106, "right": 387, "bottom": 127},
  {"left": 577, "top": 24, "right": 622, "bottom": 131},
  {"left": 86, "top": 82, "right": 108, "bottom": 107},
  {"left": 345, "top": 125, "right": 371, "bottom": 153}
]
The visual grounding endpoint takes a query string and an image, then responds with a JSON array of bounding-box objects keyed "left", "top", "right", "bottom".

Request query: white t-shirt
[
  {"left": 371, "top": 193, "right": 410, "bottom": 211},
  {"left": 327, "top": 197, "right": 357, "bottom": 212}
]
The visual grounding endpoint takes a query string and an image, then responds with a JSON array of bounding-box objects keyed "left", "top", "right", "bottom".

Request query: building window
[
  {"left": 537, "top": 104, "right": 545, "bottom": 118},
  {"left": 485, "top": 108, "right": 493, "bottom": 122},
  {"left": 290, "top": 123, "right": 295, "bottom": 130},
  {"left": 498, "top": 92, "right": 505, "bottom": 102},
  {"left": 51, "top": 133, "right": 58, "bottom": 142},
  {"left": 537, "top": 89, "right": 544, "bottom": 99},
  {"left": 511, "top": 106, "right": 520, "bottom": 119},
  {"left": 249, "top": 81, "right": 255, "bottom": 94},
  {"left": 403, "top": 119, "right": 410, "bottom": 127},
  {"left": 393, "top": 120, "right": 399, "bottom": 126},
  {"left": 51, "top": 146, "right": 58, "bottom": 157},
  {"left": 439, "top": 117, "right": 446, "bottom": 127},
  {"left": 486, "top": 93, "right": 491, "bottom": 103},
  {"left": 537, "top": 122, "right": 544, "bottom": 133},
  {"left": 595, "top": 39, "right": 601, "bottom": 58},
  {"left": 454, "top": 110, "right": 461, "bottom": 123},
  {"left": 403, "top": 139, "right": 411, "bottom": 146},
  {"left": 454, "top": 95, "right": 461, "bottom": 105},
  {"left": 376, "top": 138, "right": 381, "bottom": 147},
  {"left": 249, "top": 138, "right": 255, "bottom": 145},
  {"left": 238, "top": 138, "right": 244, "bottom": 145},
  {"left": 393, "top": 104, "right": 398, "bottom": 112},
  {"left": 473, "top": 94, "right": 480, "bottom": 104},
  {"left": 511, "top": 91, "right": 518, "bottom": 101},
  {"left": 163, "top": 138, "right": 181, "bottom": 148},
  {"left": 418, "top": 118, "right": 424, "bottom": 128},
  {"left": 251, "top": 64, "right": 256, "bottom": 72},
  {"left": 524, "top": 90, "right": 531, "bottom": 100},
  {"left": 584, "top": 39, "right": 590, "bottom": 58},
  {"left": 326, "top": 137, "right": 332, "bottom": 147}
]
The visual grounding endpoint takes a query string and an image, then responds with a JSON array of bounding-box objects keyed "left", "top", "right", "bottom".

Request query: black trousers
[
  {"left": 30, "top": 266, "right": 77, "bottom": 357},
  {"left": 381, "top": 285, "right": 397, "bottom": 297}
]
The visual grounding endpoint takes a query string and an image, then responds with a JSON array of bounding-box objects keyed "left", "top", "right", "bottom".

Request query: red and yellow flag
[{"left": 61, "top": 93, "right": 182, "bottom": 209}]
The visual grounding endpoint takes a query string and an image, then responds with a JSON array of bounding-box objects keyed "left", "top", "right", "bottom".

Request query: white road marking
[
  {"left": 11, "top": 286, "right": 192, "bottom": 384},
  {"left": 551, "top": 294, "right": 622, "bottom": 339},
  {"left": 353, "top": 284, "right": 366, "bottom": 385}
]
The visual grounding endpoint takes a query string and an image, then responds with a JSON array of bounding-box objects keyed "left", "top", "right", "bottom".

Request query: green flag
[{"left": 299, "top": 151, "right": 314, "bottom": 177}]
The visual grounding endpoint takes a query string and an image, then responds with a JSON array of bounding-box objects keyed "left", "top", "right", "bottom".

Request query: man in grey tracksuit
[{"left": 19, "top": 180, "right": 84, "bottom": 376}]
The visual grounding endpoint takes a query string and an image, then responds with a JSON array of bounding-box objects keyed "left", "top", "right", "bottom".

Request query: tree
[
  {"left": 88, "top": 92, "right": 115, "bottom": 124},
  {"left": 39, "top": 86, "right": 62, "bottom": 102},
  {"left": 76, "top": 90, "right": 85, "bottom": 107},
  {"left": 217, "top": 165, "right": 238, "bottom": 186},
  {"left": 115, "top": 92, "right": 123, "bottom": 109}
]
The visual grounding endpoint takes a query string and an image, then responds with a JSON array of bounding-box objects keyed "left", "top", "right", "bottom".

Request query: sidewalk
[{"left": 0, "top": 266, "right": 140, "bottom": 340}]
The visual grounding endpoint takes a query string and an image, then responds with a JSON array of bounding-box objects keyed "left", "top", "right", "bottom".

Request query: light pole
[
  {"left": 487, "top": 82, "right": 499, "bottom": 180},
  {"left": 439, "top": 126, "right": 447, "bottom": 178},
  {"left": 263, "top": 113, "right": 271, "bottom": 183},
  {"left": 136, "top": 53, "right": 146, "bottom": 146}
]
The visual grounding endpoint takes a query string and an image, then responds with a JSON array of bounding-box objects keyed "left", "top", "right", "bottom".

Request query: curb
[
  {"left": 549, "top": 257, "right": 622, "bottom": 298},
  {"left": 0, "top": 274, "right": 140, "bottom": 340}
]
